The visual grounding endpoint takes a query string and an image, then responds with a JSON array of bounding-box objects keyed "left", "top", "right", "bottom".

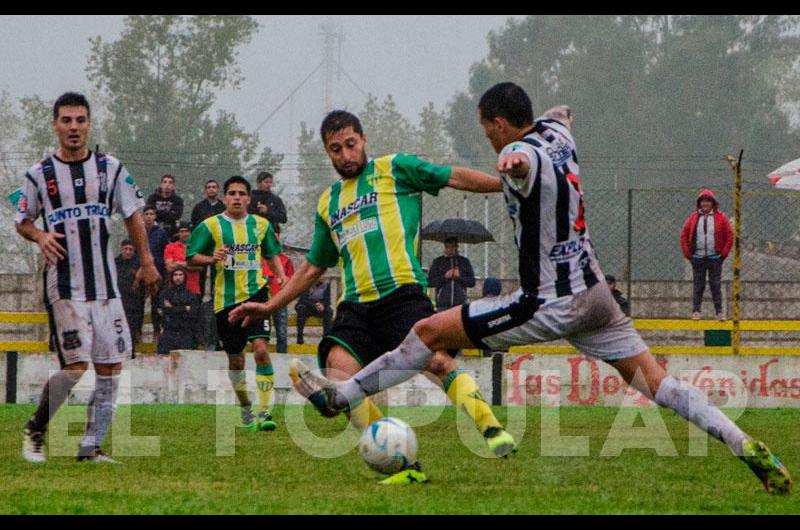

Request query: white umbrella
[{"left": 768, "top": 158, "right": 800, "bottom": 190}]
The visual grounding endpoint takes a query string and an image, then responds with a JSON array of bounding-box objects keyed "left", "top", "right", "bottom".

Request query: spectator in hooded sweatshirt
[
  {"left": 157, "top": 266, "right": 199, "bottom": 354},
  {"left": 249, "top": 171, "right": 287, "bottom": 234},
  {"left": 115, "top": 239, "right": 145, "bottom": 346},
  {"left": 680, "top": 188, "right": 733, "bottom": 321},
  {"left": 164, "top": 221, "right": 202, "bottom": 297},
  {"left": 146, "top": 174, "right": 184, "bottom": 239},
  {"left": 144, "top": 205, "right": 169, "bottom": 342}
]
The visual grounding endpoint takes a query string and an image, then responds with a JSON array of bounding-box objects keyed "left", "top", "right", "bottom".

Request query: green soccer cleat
[
  {"left": 379, "top": 462, "right": 428, "bottom": 485},
  {"left": 740, "top": 439, "right": 792, "bottom": 495},
  {"left": 484, "top": 427, "right": 517, "bottom": 458},
  {"left": 239, "top": 406, "right": 257, "bottom": 432},
  {"left": 256, "top": 410, "right": 277, "bottom": 432}
]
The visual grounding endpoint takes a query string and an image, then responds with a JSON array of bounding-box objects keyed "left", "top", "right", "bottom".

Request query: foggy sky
[{"left": 0, "top": 15, "right": 518, "bottom": 158}]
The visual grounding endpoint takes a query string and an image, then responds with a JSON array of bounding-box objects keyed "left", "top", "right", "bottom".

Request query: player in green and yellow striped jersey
[
  {"left": 230, "top": 111, "right": 515, "bottom": 483},
  {"left": 187, "top": 176, "right": 285, "bottom": 432}
]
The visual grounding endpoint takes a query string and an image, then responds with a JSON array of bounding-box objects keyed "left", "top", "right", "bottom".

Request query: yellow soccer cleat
[
  {"left": 740, "top": 439, "right": 792, "bottom": 495},
  {"left": 484, "top": 428, "right": 517, "bottom": 458},
  {"left": 379, "top": 463, "right": 428, "bottom": 485}
]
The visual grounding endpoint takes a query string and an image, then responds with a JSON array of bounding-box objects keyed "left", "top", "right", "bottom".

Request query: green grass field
[{"left": 1, "top": 404, "right": 798, "bottom": 514}]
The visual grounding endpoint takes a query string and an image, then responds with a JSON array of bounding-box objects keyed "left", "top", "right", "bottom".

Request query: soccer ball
[{"left": 359, "top": 418, "right": 418, "bottom": 475}]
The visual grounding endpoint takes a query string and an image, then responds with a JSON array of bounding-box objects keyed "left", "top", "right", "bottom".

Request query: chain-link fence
[{"left": 2, "top": 166, "right": 800, "bottom": 345}]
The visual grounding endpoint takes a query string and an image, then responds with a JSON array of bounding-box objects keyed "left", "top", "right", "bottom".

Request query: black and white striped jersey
[
  {"left": 499, "top": 118, "right": 600, "bottom": 301},
  {"left": 15, "top": 151, "right": 145, "bottom": 306}
]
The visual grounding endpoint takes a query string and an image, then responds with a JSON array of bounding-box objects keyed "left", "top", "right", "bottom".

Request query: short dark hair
[
  {"left": 257, "top": 171, "right": 273, "bottom": 183},
  {"left": 606, "top": 275, "right": 617, "bottom": 284},
  {"left": 320, "top": 110, "right": 363, "bottom": 145},
  {"left": 143, "top": 205, "right": 156, "bottom": 214},
  {"left": 205, "top": 179, "right": 218, "bottom": 187},
  {"left": 120, "top": 239, "right": 134, "bottom": 248},
  {"left": 478, "top": 82, "right": 533, "bottom": 128},
  {"left": 223, "top": 175, "right": 251, "bottom": 195},
  {"left": 161, "top": 174, "right": 175, "bottom": 183},
  {"left": 53, "top": 92, "right": 91, "bottom": 120}
]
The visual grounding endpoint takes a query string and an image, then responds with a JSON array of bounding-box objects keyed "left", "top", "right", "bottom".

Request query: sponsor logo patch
[{"left": 62, "top": 330, "right": 82, "bottom": 351}]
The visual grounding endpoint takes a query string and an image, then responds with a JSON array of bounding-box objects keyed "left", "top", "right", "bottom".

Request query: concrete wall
[{"left": 4, "top": 350, "right": 799, "bottom": 408}]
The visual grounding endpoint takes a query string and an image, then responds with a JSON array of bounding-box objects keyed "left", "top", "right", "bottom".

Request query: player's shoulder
[
  {"left": 316, "top": 183, "right": 337, "bottom": 212},
  {"left": 25, "top": 154, "right": 56, "bottom": 180},
  {"left": 249, "top": 213, "right": 271, "bottom": 230},
  {"left": 387, "top": 153, "right": 420, "bottom": 169},
  {"left": 501, "top": 137, "right": 542, "bottom": 157},
  {"left": 197, "top": 213, "right": 222, "bottom": 230}
]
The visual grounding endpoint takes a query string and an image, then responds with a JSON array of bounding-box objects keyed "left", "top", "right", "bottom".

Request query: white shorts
[
  {"left": 462, "top": 282, "right": 647, "bottom": 362},
  {"left": 48, "top": 299, "right": 133, "bottom": 367}
]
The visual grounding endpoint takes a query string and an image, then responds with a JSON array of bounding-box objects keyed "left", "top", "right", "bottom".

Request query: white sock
[
  {"left": 655, "top": 376, "right": 749, "bottom": 454},
  {"left": 80, "top": 375, "right": 119, "bottom": 452},
  {"left": 334, "top": 329, "right": 433, "bottom": 409}
]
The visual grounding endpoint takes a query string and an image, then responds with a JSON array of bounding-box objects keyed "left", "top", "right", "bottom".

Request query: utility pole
[{"left": 320, "top": 16, "right": 345, "bottom": 113}]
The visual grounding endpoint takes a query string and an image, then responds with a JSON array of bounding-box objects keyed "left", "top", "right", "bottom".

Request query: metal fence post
[
  {"left": 491, "top": 352, "right": 503, "bottom": 406},
  {"left": 726, "top": 151, "right": 744, "bottom": 355},
  {"left": 5, "top": 351, "right": 18, "bottom": 404},
  {"left": 626, "top": 188, "right": 633, "bottom": 314}
]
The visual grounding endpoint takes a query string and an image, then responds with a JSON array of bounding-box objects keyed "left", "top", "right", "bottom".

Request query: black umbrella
[{"left": 420, "top": 218, "right": 495, "bottom": 244}]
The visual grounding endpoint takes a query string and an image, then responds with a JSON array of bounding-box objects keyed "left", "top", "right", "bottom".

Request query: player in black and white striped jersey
[
  {"left": 289, "top": 83, "right": 791, "bottom": 495},
  {"left": 15, "top": 92, "right": 161, "bottom": 464}
]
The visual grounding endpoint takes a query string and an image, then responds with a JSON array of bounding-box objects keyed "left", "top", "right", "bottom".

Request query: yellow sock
[
  {"left": 347, "top": 398, "right": 384, "bottom": 432},
  {"left": 228, "top": 370, "right": 251, "bottom": 407},
  {"left": 256, "top": 365, "right": 274, "bottom": 413},
  {"left": 444, "top": 370, "right": 501, "bottom": 436}
]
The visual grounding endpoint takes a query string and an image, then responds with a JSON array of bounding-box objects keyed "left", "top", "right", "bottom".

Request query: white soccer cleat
[
  {"left": 22, "top": 428, "right": 46, "bottom": 464},
  {"left": 77, "top": 447, "right": 122, "bottom": 464},
  {"left": 288, "top": 359, "right": 346, "bottom": 418}
]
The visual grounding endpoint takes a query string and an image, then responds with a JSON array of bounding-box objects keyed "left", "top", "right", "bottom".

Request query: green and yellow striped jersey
[
  {"left": 186, "top": 213, "right": 282, "bottom": 313},
  {"left": 307, "top": 153, "right": 451, "bottom": 303}
]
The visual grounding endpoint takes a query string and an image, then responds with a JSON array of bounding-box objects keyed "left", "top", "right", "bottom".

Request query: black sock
[{"left": 26, "top": 370, "right": 80, "bottom": 433}]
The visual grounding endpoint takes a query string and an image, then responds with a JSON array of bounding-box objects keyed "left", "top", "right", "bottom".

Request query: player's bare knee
[
  {"left": 228, "top": 354, "right": 245, "bottom": 371},
  {"left": 253, "top": 340, "right": 270, "bottom": 364},
  {"left": 94, "top": 362, "right": 122, "bottom": 377},
  {"left": 326, "top": 347, "right": 360, "bottom": 381},
  {"left": 64, "top": 362, "right": 89, "bottom": 380},
  {"left": 412, "top": 317, "right": 439, "bottom": 349},
  {"left": 426, "top": 352, "right": 455, "bottom": 381}
]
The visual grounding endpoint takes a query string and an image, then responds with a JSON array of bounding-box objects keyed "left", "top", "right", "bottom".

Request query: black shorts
[
  {"left": 318, "top": 284, "right": 435, "bottom": 369},
  {"left": 215, "top": 287, "right": 271, "bottom": 356}
]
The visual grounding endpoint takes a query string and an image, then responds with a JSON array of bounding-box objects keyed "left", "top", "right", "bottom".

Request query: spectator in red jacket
[
  {"left": 263, "top": 251, "right": 295, "bottom": 353},
  {"left": 680, "top": 189, "right": 733, "bottom": 321}
]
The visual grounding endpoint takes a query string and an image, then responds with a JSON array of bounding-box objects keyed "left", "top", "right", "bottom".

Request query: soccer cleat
[
  {"left": 740, "top": 439, "right": 792, "bottom": 495},
  {"left": 379, "top": 462, "right": 428, "bottom": 485},
  {"left": 484, "top": 428, "right": 517, "bottom": 458},
  {"left": 288, "top": 359, "right": 347, "bottom": 418},
  {"left": 22, "top": 428, "right": 46, "bottom": 464},
  {"left": 691, "top": 312, "right": 702, "bottom": 320},
  {"left": 77, "top": 447, "right": 122, "bottom": 464},
  {"left": 239, "top": 406, "right": 258, "bottom": 432},
  {"left": 256, "top": 410, "right": 277, "bottom": 432}
]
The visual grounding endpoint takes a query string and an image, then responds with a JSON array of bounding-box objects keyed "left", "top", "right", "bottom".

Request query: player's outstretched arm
[
  {"left": 124, "top": 211, "right": 162, "bottom": 297},
  {"left": 229, "top": 260, "right": 326, "bottom": 326},
  {"left": 542, "top": 104, "right": 573, "bottom": 130},
  {"left": 497, "top": 152, "right": 530, "bottom": 179},
  {"left": 16, "top": 219, "right": 66, "bottom": 267},
  {"left": 446, "top": 167, "right": 503, "bottom": 193},
  {"left": 267, "top": 254, "right": 287, "bottom": 287}
]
